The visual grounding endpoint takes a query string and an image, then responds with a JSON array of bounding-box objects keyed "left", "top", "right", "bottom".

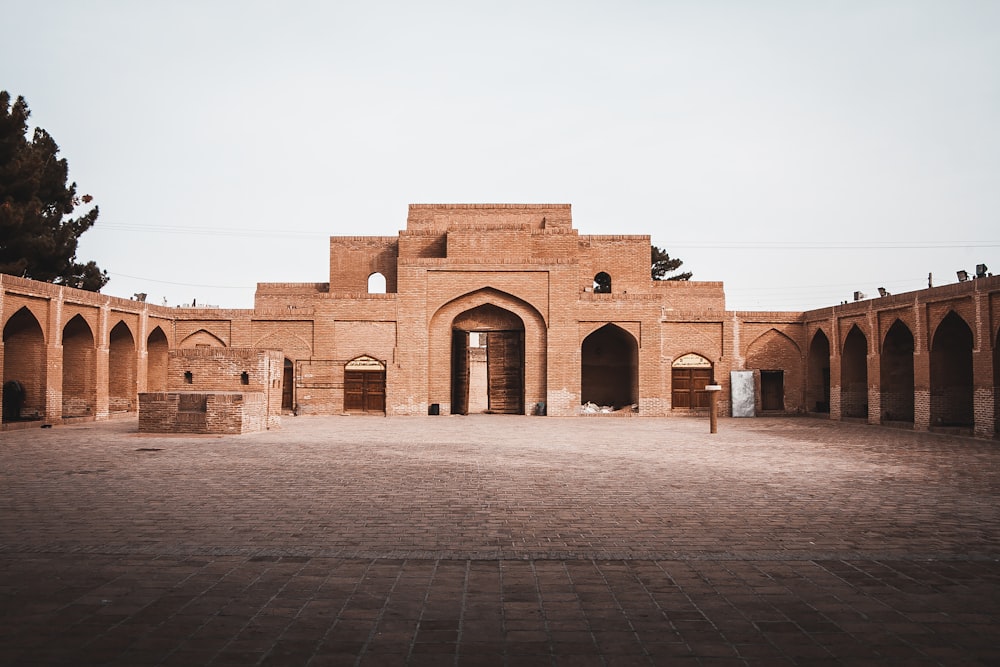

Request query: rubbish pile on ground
[{"left": 580, "top": 402, "right": 615, "bottom": 413}]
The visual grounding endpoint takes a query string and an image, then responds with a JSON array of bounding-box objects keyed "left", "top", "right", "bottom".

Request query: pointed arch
[
  {"left": 3, "top": 306, "right": 46, "bottom": 421},
  {"left": 807, "top": 329, "right": 831, "bottom": 413},
  {"left": 146, "top": 326, "right": 169, "bottom": 392},
  {"left": 930, "top": 311, "right": 973, "bottom": 428},
  {"left": 880, "top": 319, "right": 914, "bottom": 424},
  {"left": 109, "top": 321, "right": 137, "bottom": 413},
  {"left": 179, "top": 329, "right": 226, "bottom": 348},
  {"left": 429, "top": 287, "right": 546, "bottom": 415},
  {"left": 746, "top": 328, "right": 802, "bottom": 412},
  {"left": 62, "top": 314, "right": 96, "bottom": 418},
  {"left": 841, "top": 325, "right": 868, "bottom": 418},
  {"left": 581, "top": 323, "right": 638, "bottom": 410}
]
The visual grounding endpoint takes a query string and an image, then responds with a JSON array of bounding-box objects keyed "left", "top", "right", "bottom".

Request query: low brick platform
[{"left": 1, "top": 415, "right": 998, "bottom": 665}]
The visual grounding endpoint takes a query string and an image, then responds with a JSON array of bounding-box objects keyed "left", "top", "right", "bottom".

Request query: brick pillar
[
  {"left": 829, "top": 316, "right": 842, "bottom": 421},
  {"left": 94, "top": 302, "right": 110, "bottom": 420},
  {"left": 972, "top": 289, "right": 995, "bottom": 438},
  {"left": 44, "top": 291, "right": 64, "bottom": 423},
  {"left": 868, "top": 350, "right": 881, "bottom": 425},
  {"left": 912, "top": 296, "right": 930, "bottom": 431},
  {"left": 136, "top": 307, "right": 149, "bottom": 393}
]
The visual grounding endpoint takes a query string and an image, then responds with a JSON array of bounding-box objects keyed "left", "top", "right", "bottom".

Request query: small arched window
[
  {"left": 367, "top": 272, "right": 387, "bottom": 294},
  {"left": 593, "top": 272, "right": 612, "bottom": 294}
]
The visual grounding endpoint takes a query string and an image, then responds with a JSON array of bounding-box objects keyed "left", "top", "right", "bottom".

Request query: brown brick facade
[{"left": 2, "top": 204, "right": 998, "bottom": 438}]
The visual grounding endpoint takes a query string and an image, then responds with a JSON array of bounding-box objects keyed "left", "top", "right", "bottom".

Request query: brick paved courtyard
[{"left": 1, "top": 415, "right": 998, "bottom": 665}]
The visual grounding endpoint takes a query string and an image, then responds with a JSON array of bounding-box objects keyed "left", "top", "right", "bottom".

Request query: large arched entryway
[
  {"left": 881, "top": 320, "right": 914, "bottom": 424},
  {"left": 930, "top": 311, "right": 973, "bottom": 428},
  {"left": 344, "top": 355, "right": 386, "bottom": 414},
  {"left": 109, "top": 321, "right": 136, "bottom": 413},
  {"left": 3, "top": 307, "right": 46, "bottom": 422},
  {"left": 451, "top": 304, "right": 524, "bottom": 414},
  {"left": 62, "top": 315, "right": 96, "bottom": 418},
  {"left": 581, "top": 324, "right": 638, "bottom": 410},
  {"left": 841, "top": 325, "right": 868, "bottom": 418},
  {"left": 671, "top": 353, "right": 713, "bottom": 410},
  {"left": 807, "top": 330, "right": 831, "bottom": 413}
]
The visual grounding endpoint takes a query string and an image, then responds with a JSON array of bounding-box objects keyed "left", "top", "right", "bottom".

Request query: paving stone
[{"left": 0, "top": 414, "right": 998, "bottom": 664}]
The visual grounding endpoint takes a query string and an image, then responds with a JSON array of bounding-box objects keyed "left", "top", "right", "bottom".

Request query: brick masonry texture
[
  {"left": 2, "top": 203, "right": 999, "bottom": 437},
  {"left": 0, "top": 415, "right": 997, "bottom": 664}
]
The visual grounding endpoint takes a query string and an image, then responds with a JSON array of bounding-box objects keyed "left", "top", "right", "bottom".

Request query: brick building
[{"left": 2, "top": 203, "right": 998, "bottom": 438}]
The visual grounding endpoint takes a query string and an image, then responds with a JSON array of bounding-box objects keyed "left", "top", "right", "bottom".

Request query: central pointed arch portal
[{"left": 428, "top": 288, "right": 547, "bottom": 416}]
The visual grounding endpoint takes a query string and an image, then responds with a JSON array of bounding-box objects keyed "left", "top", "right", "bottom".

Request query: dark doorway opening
[
  {"left": 930, "top": 312, "right": 973, "bottom": 428},
  {"left": 807, "top": 331, "right": 831, "bottom": 413},
  {"left": 282, "top": 359, "right": 294, "bottom": 411},
  {"left": 881, "top": 320, "right": 914, "bottom": 424},
  {"left": 761, "top": 371, "right": 784, "bottom": 411},
  {"left": 841, "top": 326, "right": 869, "bottom": 419},
  {"left": 581, "top": 324, "right": 638, "bottom": 410}
]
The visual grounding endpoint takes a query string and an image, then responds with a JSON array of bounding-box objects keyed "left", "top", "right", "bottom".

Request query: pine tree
[
  {"left": 0, "top": 91, "right": 107, "bottom": 291},
  {"left": 651, "top": 245, "right": 692, "bottom": 281}
]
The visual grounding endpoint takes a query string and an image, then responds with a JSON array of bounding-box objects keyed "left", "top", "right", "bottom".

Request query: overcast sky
[{"left": 3, "top": 1, "right": 997, "bottom": 311}]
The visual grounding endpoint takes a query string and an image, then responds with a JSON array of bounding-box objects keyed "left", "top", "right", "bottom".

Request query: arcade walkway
[{"left": 1, "top": 415, "right": 998, "bottom": 665}]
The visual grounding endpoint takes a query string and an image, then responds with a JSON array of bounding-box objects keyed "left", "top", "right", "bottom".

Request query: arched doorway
[
  {"left": 62, "top": 315, "right": 96, "bottom": 418},
  {"left": 109, "top": 321, "right": 136, "bottom": 413},
  {"left": 807, "top": 330, "right": 831, "bottom": 413},
  {"left": 881, "top": 320, "right": 914, "bottom": 424},
  {"left": 672, "top": 353, "right": 713, "bottom": 410},
  {"left": 581, "top": 324, "right": 638, "bottom": 410},
  {"left": 146, "top": 327, "right": 169, "bottom": 392},
  {"left": 451, "top": 304, "right": 524, "bottom": 415},
  {"left": 3, "top": 307, "right": 46, "bottom": 422},
  {"left": 930, "top": 311, "right": 973, "bottom": 428},
  {"left": 344, "top": 355, "right": 386, "bottom": 413},
  {"left": 841, "top": 325, "right": 868, "bottom": 418}
]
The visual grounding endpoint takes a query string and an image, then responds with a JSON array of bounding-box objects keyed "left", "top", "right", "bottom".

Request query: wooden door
[
  {"left": 451, "top": 330, "right": 469, "bottom": 415},
  {"left": 672, "top": 368, "right": 713, "bottom": 409},
  {"left": 344, "top": 371, "right": 365, "bottom": 411},
  {"left": 761, "top": 371, "right": 784, "bottom": 411},
  {"left": 344, "top": 370, "right": 385, "bottom": 413},
  {"left": 282, "top": 360, "right": 293, "bottom": 410},
  {"left": 487, "top": 331, "right": 523, "bottom": 414},
  {"left": 364, "top": 372, "right": 386, "bottom": 412}
]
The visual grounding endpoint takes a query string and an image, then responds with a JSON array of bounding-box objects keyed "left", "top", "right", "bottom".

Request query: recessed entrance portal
[
  {"left": 344, "top": 355, "right": 386, "bottom": 414},
  {"left": 451, "top": 305, "right": 524, "bottom": 415},
  {"left": 581, "top": 324, "right": 638, "bottom": 410}
]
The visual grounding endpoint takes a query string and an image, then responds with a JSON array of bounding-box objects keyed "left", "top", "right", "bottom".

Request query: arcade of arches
[{"left": 2, "top": 203, "right": 998, "bottom": 439}]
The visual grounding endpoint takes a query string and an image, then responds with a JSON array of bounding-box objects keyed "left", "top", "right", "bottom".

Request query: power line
[{"left": 109, "top": 272, "right": 252, "bottom": 289}]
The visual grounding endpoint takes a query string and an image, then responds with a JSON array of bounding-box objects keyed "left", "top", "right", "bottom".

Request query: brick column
[
  {"left": 829, "top": 316, "right": 842, "bottom": 421},
  {"left": 868, "top": 350, "right": 881, "bottom": 425},
  {"left": 972, "top": 290, "right": 994, "bottom": 438},
  {"left": 94, "top": 301, "right": 110, "bottom": 420},
  {"left": 45, "top": 292, "right": 64, "bottom": 423},
  {"left": 913, "top": 299, "right": 930, "bottom": 431}
]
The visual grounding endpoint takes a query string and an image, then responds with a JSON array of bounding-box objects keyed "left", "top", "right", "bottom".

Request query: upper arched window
[
  {"left": 367, "top": 272, "right": 387, "bottom": 294},
  {"left": 593, "top": 272, "right": 611, "bottom": 294}
]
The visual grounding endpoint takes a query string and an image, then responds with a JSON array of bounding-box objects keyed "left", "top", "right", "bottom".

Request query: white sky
[{"left": 3, "top": 1, "right": 997, "bottom": 311}]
